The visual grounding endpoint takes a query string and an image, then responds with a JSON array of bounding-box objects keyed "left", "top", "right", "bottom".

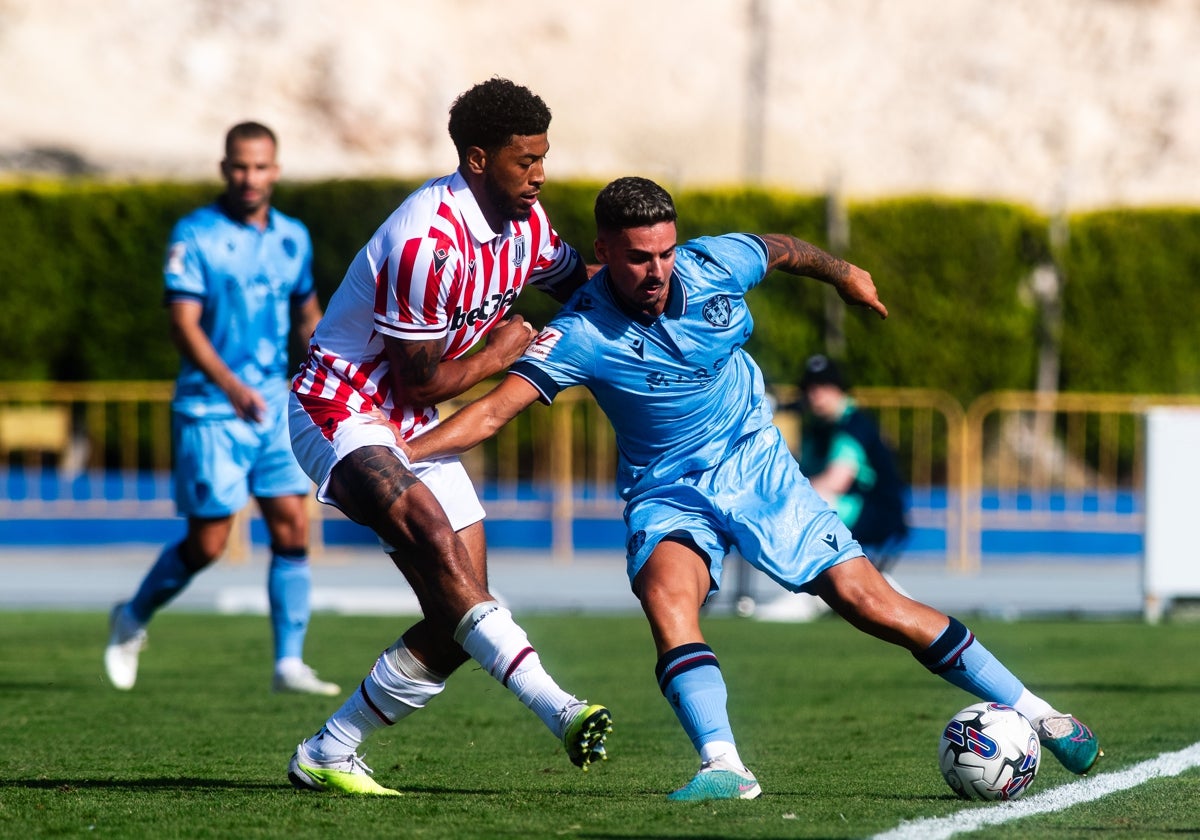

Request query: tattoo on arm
[
  {"left": 392, "top": 341, "right": 441, "bottom": 386},
  {"left": 760, "top": 234, "right": 848, "bottom": 283}
]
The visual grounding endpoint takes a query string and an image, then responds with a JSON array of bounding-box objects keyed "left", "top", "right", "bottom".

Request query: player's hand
[
  {"left": 364, "top": 405, "right": 407, "bottom": 451},
  {"left": 837, "top": 264, "right": 888, "bottom": 319},
  {"left": 484, "top": 315, "right": 537, "bottom": 367},
  {"left": 228, "top": 381, "right": 266, "bottom": 422}
]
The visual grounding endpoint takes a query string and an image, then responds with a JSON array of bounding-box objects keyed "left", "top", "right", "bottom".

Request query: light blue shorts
[
  {"left": 624, "top": 424, "right": 862, "bottom": 600},
  {"left": 173, "top": 397, "right": 310, "bottom": 518}
]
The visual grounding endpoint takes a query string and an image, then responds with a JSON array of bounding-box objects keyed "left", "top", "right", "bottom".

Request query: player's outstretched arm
[
  {"left": 759, "top": 234, "right": 888, "bottom": 319},
  {"left": 384, "top": 316, "right": 535, "bottom": 407},
  {"left": 407, "top": 374, "right": 541, "bottom": 462}
]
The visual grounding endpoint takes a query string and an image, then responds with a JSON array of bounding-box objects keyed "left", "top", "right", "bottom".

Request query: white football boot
[{"left": 103, "top": 602, "right": 147, "bottom": 690}]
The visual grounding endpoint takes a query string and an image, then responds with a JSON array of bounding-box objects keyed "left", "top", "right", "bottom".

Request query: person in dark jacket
[{"left": 796, "top": 354, "right": 909, "bottom": 569}]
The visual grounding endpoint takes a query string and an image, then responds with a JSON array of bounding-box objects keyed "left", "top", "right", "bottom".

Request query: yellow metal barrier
[
  {"left": 961, "top": 391, "right": 1200, "bottom": 571},
  {"left": 0, "top": 380, "right": 174, "bottom": 513},
  {"left": 0, "top": 381, "right": 244, "bottom": 561},
  {"left": 445, "top": 386, "right": 622, "bottom": 564},
  {"left": 6, "top": 381, "right": 1198, "bottom": 573},
  {"left": 775, "top": 385, "right": 966, "bottom": 571}
]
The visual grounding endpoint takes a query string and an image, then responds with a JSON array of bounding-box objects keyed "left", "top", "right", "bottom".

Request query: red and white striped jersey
[{"left": 291, "top": 170, "right": 580, "bottom": 439}]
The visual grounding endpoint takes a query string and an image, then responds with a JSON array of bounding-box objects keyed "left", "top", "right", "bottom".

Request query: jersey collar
[
  {"left": 216, "top": 196, "right": 276, "bottom": 231},
  {"left": 602, "top": 267, "right": 688, "bottom": 325},
  {"left": 449, "top": 169, "right": 507, "bottom": 244},
  {"left": 663, "top": 268, "right": 687, "bottom": 319}
]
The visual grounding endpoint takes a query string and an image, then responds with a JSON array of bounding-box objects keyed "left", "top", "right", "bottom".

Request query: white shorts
[{"left": 288, "top": 393, "right": 485, "bottom": 540}]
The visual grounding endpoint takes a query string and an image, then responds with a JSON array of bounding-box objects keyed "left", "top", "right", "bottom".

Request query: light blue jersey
[
  {"left": 511, "top": 233, "right": 861, "bottom": 595},
  {"left": 164, "top": 203, "right": 315, "bottom": 418},
  {"left": 512, "top": 234, "right": 774, "bottom": 500}
]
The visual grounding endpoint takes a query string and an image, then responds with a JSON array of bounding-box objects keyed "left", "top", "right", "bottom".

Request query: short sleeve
[
  {"left": 163, "top": 219, "right": 207, "bottom": 303},
  {"left": 509, "top": 313, "right": 595, "bottom": 403},
  {"left": 685, "top": 233, "right": 770, "bottom": 295},
  {"left": 374, "top": 234, "right": 460, "bottom": 341}
]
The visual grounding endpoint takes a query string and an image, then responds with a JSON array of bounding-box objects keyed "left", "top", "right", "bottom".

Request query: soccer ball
[{"left": 938, "top": 702, "right": 1040, "bottom": 801}]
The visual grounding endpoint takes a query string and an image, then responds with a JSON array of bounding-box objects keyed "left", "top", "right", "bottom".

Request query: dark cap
[{"left": 800, "top": 354, "right": 849, "bottom": 391}]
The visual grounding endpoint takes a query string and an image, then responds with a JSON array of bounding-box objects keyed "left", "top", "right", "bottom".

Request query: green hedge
[
  {"left": 1061, "top": 209, "right": 1200, "bottom": 394},
  {"left": 839, "top": 199, "right": 1048, "bottom": 403},
  {"left": 1, "top": 178, "right": 1196, "bottom": 401}
]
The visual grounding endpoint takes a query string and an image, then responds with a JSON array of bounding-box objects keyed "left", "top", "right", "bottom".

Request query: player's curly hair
[
  {"left": 594, "top": 177, "right": 677, "bottom": 234},
  {"left": 448, "top": 77, "right": 551, "bottom": 164}
]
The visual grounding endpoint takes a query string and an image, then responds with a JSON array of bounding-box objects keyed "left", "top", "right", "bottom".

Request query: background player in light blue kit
[
  {"left": 407, "top": 176, "right": 1101, "bottom": 800},
  {"left": 104, "top": 122, "right": 337, "bottom": 696}
]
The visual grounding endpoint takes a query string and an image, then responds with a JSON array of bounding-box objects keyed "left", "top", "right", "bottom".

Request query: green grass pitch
[{"left": 2, "top": 611, "right": 1197, "bottom": 838}]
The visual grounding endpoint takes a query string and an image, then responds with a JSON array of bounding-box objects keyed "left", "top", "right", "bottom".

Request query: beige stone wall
[{"left": 2, "top": 0, "right": 1197, "bottom": 209}]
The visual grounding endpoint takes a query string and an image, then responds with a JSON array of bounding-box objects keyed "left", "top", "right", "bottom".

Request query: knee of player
[
  {"left": 272, "top": 517, "right": 309, "bottom": 547},
  {"left": 180, "top": 536, "right": 224, "bottom": 571},
  {"left": 823, "top": 560, "right": 894, "bottom": 620}
]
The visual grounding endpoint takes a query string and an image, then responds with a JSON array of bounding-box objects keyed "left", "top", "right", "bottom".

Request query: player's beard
[
  {"left": 482, "top": 171, "right": 532, "bottom": 223},
  {"left": 223, "top": 187, "right": 270, "bottom": 221}
]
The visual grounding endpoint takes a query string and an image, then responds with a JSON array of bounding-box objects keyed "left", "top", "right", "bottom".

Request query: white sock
[
  {"left": 275, "top": 656, "right": 305, "bottom": 677},
  {"left": 307, "top": 640, "right": 446, "bottom": 761},
  {"left": 454, "top": 601, "right": 578, "bottom": 737},
  {"left": 1012, "top": 687, "right": 1055, "bottom": 725},
  {"left": 700, "top": 740, "right": 745, "bottom": 769}
]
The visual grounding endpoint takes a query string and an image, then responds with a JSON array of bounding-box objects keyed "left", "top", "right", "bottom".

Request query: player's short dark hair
[
  {"left": 594, "top": 177, "right": 678, "bottom": 234},
  {"left": 448, "top": 78, "right": 551, "bottom": 163},
  {"left": 225, "top": 122, "right": 277, "bottom": 156}
]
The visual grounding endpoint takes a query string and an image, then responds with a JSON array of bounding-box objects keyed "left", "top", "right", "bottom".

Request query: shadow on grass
[
  {"left": 4, "top": 778, "right": 654, "bottom": 799},
  {"left": 2, "top": 777, "right": 282, "bottom": 792},
  {"left": 1030, "top": 682, "right": 1200, "bottom": 694}
]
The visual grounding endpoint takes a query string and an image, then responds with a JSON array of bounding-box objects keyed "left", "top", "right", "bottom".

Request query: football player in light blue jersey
[
  {"left": 407, "top": 176, "right": 1101, "bottom": 800},
  {"left": 104, "top": 122, "right": 338, "bottom": 697}
]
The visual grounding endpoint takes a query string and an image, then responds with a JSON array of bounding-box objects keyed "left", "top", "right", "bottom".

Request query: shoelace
[
  {"left": 346, "top": 754, "right": 375, "bottom": 775},
  {"left": 1038, "top": 715, "right": 1077, "bottom": 739}
]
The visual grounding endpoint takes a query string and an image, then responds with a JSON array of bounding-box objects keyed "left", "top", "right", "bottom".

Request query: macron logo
[{"left": 821, "top": 533, "right": 839, "bottom": 551}]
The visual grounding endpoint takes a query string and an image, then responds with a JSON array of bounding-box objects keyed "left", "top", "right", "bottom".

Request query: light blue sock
[
  {"left": 268, "top": 547, "right": 311, "bottom": 661},
  {"left": 655, "top": 643, "right": 736, "bottom": 754},
  {"left": 915, "top": 616, "right": 1024, "bottom": 705},
  {"left": 128, "top": 541, "right": 193, "bottom": 624}
]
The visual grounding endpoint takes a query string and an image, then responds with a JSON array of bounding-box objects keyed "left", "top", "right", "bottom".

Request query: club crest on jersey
[
  {"left": 526, "top": 326, "right": 563, "bottom": 362},
  {"left": 511, "top": 234, "right": 527, "bottom": 267},
  {"left": 702, "top": 295, "right": 732, "bottom": 327}
]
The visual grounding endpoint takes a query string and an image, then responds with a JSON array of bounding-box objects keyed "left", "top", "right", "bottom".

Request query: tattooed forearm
[{"left": 760, "top": 234, "right": 848, "bottom": 284}]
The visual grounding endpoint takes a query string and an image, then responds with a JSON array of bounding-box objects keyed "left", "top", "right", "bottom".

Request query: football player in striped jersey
[{"left": 286, "top": 78, "right": 608, "bottom": 796}]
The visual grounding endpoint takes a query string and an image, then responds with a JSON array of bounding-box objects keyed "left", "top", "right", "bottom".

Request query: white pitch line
[{"left": 871, "top": 741, "right": 1200, "bottom": 840}]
